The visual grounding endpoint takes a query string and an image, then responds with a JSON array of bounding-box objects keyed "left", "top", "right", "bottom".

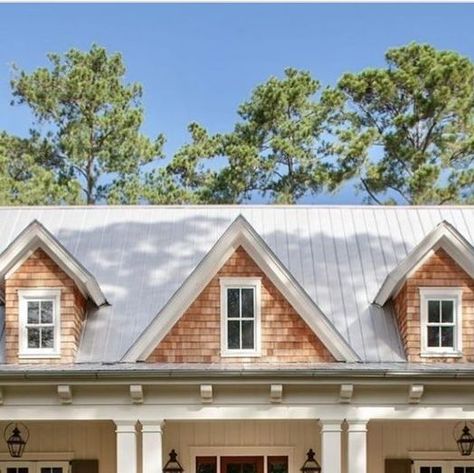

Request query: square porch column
[
  {"left": 347, "top": 421, "right": 368, "bottom": 473},
  {"left": 320, "top": 420, "right": 342, "bottom": 473},
  {"left": 115, "top": 421, "right": 138, "bottom": 473},
  {"left": 142, "top": 421, "right": 165, "bottom": 473}
]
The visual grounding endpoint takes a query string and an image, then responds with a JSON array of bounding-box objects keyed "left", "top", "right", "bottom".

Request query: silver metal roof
[{"left": 0, "top": 205, "right": 472, "bottom": 363}]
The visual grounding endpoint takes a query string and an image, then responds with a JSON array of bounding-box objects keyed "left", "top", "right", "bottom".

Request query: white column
[
  {"left": 115, "top": 421, "right": 138, "bottom": 473},
  {"left": 320, "top": 420, "right": 342, "bottom": 473},
  {"left": 142, "top": 421, "right": 165, "bottom": 473},
  {"left": 347, "top": 421, "right": 368, "bottom": 473}
]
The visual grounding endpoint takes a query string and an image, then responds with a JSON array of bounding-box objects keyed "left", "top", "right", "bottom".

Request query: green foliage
[
  {"left": 11, "top": 44, "right": 164, "bottom": 204},
  {"left": 0, "top": 132, "right": 81, "bottom": 205},
  {"left": 336, "top": 43, "right": 474, "bottom": 204},
  {"left": 148, "top": 69, "right": 342, "bottom": 204}
]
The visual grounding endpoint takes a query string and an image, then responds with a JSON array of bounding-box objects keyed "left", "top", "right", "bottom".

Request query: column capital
[
  {"left": 114, "top": 420, "right": 138, "bottom": 434},
  {"left": 141, "top": 420, "right": 165, "bottom": 434},
  {"left": 346, "top": 420, "right": 369, "bottom": 433},
  {"left": 319, "top": 420, "right": 343, "bottom": 432}
]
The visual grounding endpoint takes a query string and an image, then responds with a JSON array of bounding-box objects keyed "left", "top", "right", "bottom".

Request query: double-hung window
[
  {"left": 420, "top": 288, "right": 462, "bottom": 357},
  {"left": 220, "top": 277, "right": 261, "bottom": 357},
  {"left": 18, "top": 289, "right": 61, "bottom": 358}
]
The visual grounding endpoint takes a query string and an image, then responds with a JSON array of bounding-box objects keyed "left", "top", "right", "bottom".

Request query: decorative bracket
[
  {"left": 270, "top": 384, "right": 283, "bottom": 403},
  {"left": 57, "top": 385, "right": 72, "bottom": 405},
  {"left": 200, "top": 384, "right": 213, "bottom": 403},
  {"left": 339, "top": 384, "right": 354, "bottom": 404},
  {"left": 408, "top": 384, "right": 424, "bottom": 404},
  {"left": 130, "top": 384, "right": 144, "bottom": 404}
]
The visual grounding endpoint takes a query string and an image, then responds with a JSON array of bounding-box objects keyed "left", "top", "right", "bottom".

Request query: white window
[
  {"left": 18, "top": 289, "right": 61, "bottom": 358},
  {"left": 220, "top": 277, "right": 261, "bottom": 357},
  {"left": 0, "top": 462, "right": 68, "bottom": 473},
  {"left": 420, "top": 288, "right": 462, "bottom": 357}
]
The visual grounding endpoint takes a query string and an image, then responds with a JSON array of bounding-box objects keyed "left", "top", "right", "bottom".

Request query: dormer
[
  {"left": 374, "top": 221, "right": 474, "bottom": 362},
  {"left": 0, "top": 220, "right": 106, "bottom": 363}
]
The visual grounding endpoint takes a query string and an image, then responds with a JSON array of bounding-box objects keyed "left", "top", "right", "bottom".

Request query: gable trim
[
  {"left": 0, "top": 220, "right": 106, "bottom": 307},
  {"left": 374, "top": 221, "right": 474, "bottom": 306},
  {"left": 123, "top": 215, "right": 359, "bottom": 362}
]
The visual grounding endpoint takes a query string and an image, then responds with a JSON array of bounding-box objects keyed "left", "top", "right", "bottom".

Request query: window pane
[
  {"left": 241, "top": 288, "right": 254, "bottom": 318},
  {"left": 227, "top": 289, "right": 240, "bottom": 318},
  {"left": 242, "top": 464, "right": 256, "bottom": 473},
  {"left": 28, "top": 327, "right": 40, "bottom": 348},
  {"left": 420, "top": 468, "right": 430, "bottom": 473},
  {"left": 465, "top": 467, "right": 474, "bottom": 473},
  {"left": 428, "top": 300, "right": 440, "bottom": 323},
  {"left": 441, "top": 326, "right": 454, "bottom": 348},
  {"left": 432, "top": 468, "right": 442, "bottom": 473},
  {"left": 196, "top": 457, "right": 217, "bottom": 473},
  {"left": 41, "top": 300, "right": 53, "bottom": 324},
  {"left": 27, "top": 301, "right": 40, "bottom": 324},
  {"left": 242, "top": 320, "right": 254, "bottom": 349},
  {"left": 454, "top": 468, "right": 464, "bottom": 473},
  {"left": 441, "top": 300, "right": 454, "bottom": 323},
  {"left": 427, "top": 326, "right": 440, "bottom": 347},
  {"left": 227, "top": 465, "right": 241, "bottom": 473},
  {"left": 228, "top": 321, "right": 240, "bottom": 349},
  {"left": 41, "top": 327, "right": 55, "bottom": 349},
  {"left": 268, "top": 457, "right": 288, "bottom": 473}
]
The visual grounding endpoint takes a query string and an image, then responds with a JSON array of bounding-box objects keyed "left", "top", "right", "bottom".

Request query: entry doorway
[{"left": 196, "top": 455, "right": 289, "bottom": 473}]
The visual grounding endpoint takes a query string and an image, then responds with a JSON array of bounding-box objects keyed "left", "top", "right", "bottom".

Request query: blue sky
[{"left": 0, "top": 3, "right": 473, "bottom": 203}]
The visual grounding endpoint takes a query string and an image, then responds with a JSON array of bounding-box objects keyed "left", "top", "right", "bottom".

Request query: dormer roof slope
[
  {"left": 0, "top": 219, "right": 106, "bottom": 306},
  {"left": 374, "top": 220, "right": 474, "bottom": 306}
]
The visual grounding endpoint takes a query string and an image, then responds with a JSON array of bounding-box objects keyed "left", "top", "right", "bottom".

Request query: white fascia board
[
  {"left": 374, "top": 221, "right": 474, "bottom": 307},
  {"left": 123, "top": 215, "right": 359, "bottom": 362},
  {"left": 0, "top": 220, "right": 106, "bottom": 307}
]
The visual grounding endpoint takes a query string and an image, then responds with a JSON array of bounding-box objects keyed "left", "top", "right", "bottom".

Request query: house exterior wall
[
  {"left": 4, "top": 248, "right": 87, "bottom": 364},
  {"left": 393, "top": 248, "right": 474, "bottom": 362},
  {"left": 147, "top": 246, "right": 334, "bottom": 363},
  {"left": 0, "top": 421, "right": 115, "bottom": 473},
  {"left": 368, "top": 420, "right": 464, "bottom": 472}
]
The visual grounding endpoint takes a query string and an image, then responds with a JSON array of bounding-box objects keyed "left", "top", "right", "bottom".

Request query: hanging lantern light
[
  {"left": 4, "top": 423, "right": 29, "bottom": 458},
  {"left": 163, "top": 449, "right": 184, "bottom": 473},
  {"left": 300, "top": 449, "right": 321, "bottom": 473},
  {"left": 456, "top": 423, "right": 474, "bottom": 456}
]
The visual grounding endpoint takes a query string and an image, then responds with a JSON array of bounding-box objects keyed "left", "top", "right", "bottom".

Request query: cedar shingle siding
[
  {"left": 393, "top": 248, "right": 474, "bottom": 362},
  {"left": 4, "top": 248, "right": 86, "bottom": 363},
  {"left": 148, "top": 246, "right": 334, "bottom": 363}
]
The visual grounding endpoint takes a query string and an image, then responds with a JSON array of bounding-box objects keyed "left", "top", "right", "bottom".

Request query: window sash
[{"left": 226, "top": 287, "right": 256, "bottom": 351}]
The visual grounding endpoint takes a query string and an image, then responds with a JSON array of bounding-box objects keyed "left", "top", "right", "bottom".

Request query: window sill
[
  {"left": 18, "top": 353, "right": 61, "bottom": 360},
  {"left": 221, "top": 351, "right": 261, "bottom": 358},
  {"left": 420, "top": 351, "right": 463, "bottom": 359}
]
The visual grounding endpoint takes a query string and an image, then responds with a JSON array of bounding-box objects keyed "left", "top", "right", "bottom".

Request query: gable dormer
[
  {"left": 374, "top": 221, "right": 474, "bottom": 362},
  {"left": 0, "top": 221, "right": 106, "bottom": 364},
  {"left": 124, "top": 215, "right": 358, "bottom": 363}
]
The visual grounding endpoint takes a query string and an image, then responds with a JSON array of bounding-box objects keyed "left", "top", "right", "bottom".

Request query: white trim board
[
  {"left": 0, "top": 220, "right": 106, "bottom": 307},
  {"left": 374, "top": 221, "right": 474, "bottom": 306},
  {"left": 123, "top": 215, "right": 358, "bottom": 362}
]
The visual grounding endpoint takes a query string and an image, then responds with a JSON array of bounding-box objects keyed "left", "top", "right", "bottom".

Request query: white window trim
[
  {"left": 190, "top": 446, "right": 294, "bottom": 473},
  {"left": 413, "top": 459, "right": 474, "bottom": 473},
  {"left": 18, "top": 288, "right": 61, "bottom": 359},
  {"left": 419, "top": 287, "right": 463, "bottom": 358},
  {"left": 220, "top": 277, "right": 262, "bottom": 357},
  {"left": 0, "top": 460, "right": 70, "bottom": 473}
]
